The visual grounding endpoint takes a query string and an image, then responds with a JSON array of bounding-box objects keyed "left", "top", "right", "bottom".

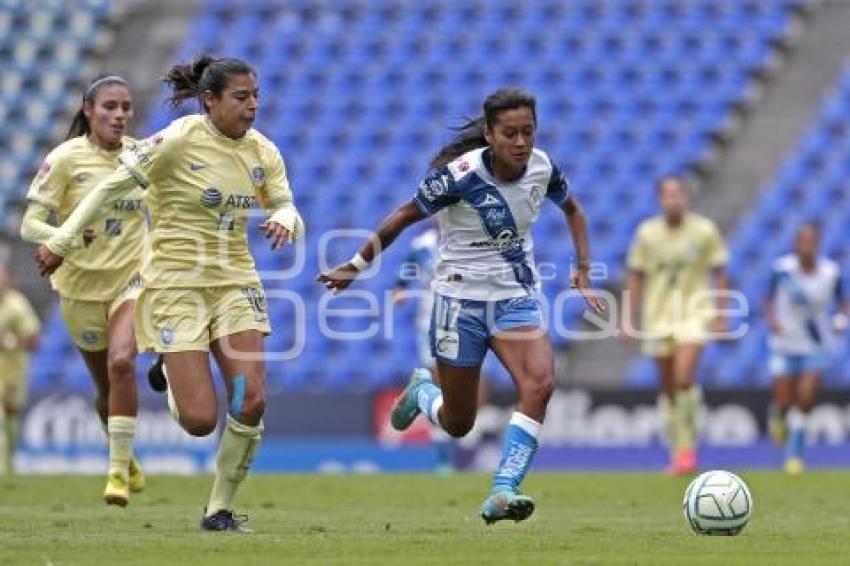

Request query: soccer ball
[{"left": 683, "top": 470, "right": 753, "bottom": 536}]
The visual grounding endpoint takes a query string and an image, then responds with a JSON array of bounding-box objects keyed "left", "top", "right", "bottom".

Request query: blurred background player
[
  {"left": 319, "top": 87, "right": 603, "bottom": 524},
  {"left": 34, "top": 55, "right": 304, "bottom": 532},
  {"left": 19, "top": 75, "right": 147, "bottom": 505},
  {"left": 765, "top": 222, "right": 848, "bottom": 474},
  {"left": 0, "top": 263, "right": 40, "bottom": 474},
  {"left": 623, "top": 175, "right": 730, "bottom": 475},
  {"left": 391, "top": 226, "right": 454, "bottom": 473}
]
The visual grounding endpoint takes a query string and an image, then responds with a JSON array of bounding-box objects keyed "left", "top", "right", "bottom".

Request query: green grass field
[{"left": 1, "top": 472, "right": 849, "bottom": 565}]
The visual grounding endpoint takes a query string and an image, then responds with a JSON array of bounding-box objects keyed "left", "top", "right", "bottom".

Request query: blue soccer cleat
[
  {"left": 200, "top": 509, "right": 252, "bottom": 533},
  {"left": 480, "top": 491, "right": 536, "bottom": 525},
  {"left": 390, "top": 368, "right": 432, "bottom": 431}
]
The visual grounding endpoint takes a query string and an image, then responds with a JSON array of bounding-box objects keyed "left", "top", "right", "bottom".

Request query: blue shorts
[
  {"left": 768, "top": 351, "right": 830, "bottom": 378},
  {"left": 429, "top": 293, "right": 543, "bottom": 367}
]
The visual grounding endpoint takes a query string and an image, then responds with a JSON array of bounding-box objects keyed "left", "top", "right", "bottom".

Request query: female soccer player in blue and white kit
[
  {"left": 319, "top": 88, "right": 602, "bottom": 523},
  {"left": 765, "top": 222, "right": 848, "bottom": 474}
]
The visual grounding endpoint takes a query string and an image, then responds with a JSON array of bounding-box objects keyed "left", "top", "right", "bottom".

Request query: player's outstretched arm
[
  {"left": 622, "top": 270, "right": 644, "bottom": 342},
  {"left": 35, "top": 166, "right": 138, "bottom": 276},
  {"left": 560, "top": 196, "right": 604, "bottom": 313},
  {"left": 317, "top": 199, "right": 427, "bottom": 294}
]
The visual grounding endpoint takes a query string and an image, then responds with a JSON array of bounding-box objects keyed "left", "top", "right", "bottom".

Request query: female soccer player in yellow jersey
[
  {"left": 622, "top": 175, "right": 730, "bottom": 475},
  {"left": 35, "top": 56, "right": 304, "bottom": 533},
  {"left": 20, "top": 75, "right": 147, "bottom": 505}
]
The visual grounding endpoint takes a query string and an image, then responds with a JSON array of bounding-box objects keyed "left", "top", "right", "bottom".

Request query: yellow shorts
[
  {"left": 135, "top": 285, "right": 271, "bottom": 353},
  {"left": 641, "top": 318, "right": 710, "bottom": 358},
  {"left": 60, "top": 275, "right": 142, "bottom": 351},
  {"left": 0, "top": 354, "right": 29, "bottom": 409}
]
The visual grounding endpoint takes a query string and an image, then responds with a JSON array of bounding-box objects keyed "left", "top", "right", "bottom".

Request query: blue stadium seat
[{"left": 25, "top": 0, "right": 805, "bottom": 392}]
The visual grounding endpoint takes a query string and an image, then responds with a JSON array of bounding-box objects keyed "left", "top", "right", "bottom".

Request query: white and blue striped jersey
[
  {"left": 413, "top": 147, "right": 571, "bottom": 301},
  {"left": 768, "top": 254, "right": 843, "bottom": 355}
]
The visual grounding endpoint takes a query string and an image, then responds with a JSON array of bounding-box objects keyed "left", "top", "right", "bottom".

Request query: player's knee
[
  {"left": 521, "top": 370, "right": 555, "bottom": 406},
  {"left": 107, "top": 351, "right": 135, "bottom": 381},
  {"left": 180, "top": 409, "right": 218, "bottom": 437},
  {"left": 442, "top": 415, "right": 474, "bottom": 438}
]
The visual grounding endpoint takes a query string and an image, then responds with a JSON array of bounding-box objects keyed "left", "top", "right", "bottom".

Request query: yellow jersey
[
  {"left": 0, "top": 289, "right": 41, "bottom": 381},
  {"left": 119, "top": 114, "right": 294, "bottom": 289},
  {"left": 26, "top": 136, "right": 147, "bottom": 301},
  {"left": 627, "top": 212, "right": 728, "bottom": 332}
]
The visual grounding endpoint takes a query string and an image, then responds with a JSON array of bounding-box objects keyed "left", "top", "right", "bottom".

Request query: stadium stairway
[
  {"left": 618, "top": 0, "right": 850, "bottom": 388},
  {"left": 695, "top": 0, "right": 850, "bottom": 231},
  {"left": 568, "top": 1, "right": 845, "bottom": 388}
]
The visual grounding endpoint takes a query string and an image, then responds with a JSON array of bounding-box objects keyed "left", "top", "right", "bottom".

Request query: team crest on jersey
[
  {"left": 81, "top": 330, "right": 99, "bottom": 345},
  {"left": 35, "top": 161, "right": 51, "bottom": 188},
  {"left": 201, "top": 187, "right": 223, "bottom": 207},
  {"left": 251, "top": 166, "right": 265, "bottom": 185},
  {"left": 530, "top": 185, "right": 544, "bottom": 207},
  {"left": 420, "top": 175, "right": 448, "bottom": 202},
  {"left": 105, "top": 218, "right": 123, "bottom": 236},
  {"left": 160, "top": 327, "right": 174, "bottom": 346}
]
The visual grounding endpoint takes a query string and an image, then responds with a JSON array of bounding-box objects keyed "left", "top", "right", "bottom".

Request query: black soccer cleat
[
  {"left": 147, "top": 355, "right": 167, "bottom": 393},
  {"left": 200, "top": 509, "right": 252, "bottom": 533}
]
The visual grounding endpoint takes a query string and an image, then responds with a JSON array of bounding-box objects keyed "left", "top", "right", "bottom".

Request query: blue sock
[
  {"left": 416, "top": 380, "right": 443, "bottom": 425},
  {"left": 492, "top": 412, "right": 541, "bottom": 494},
  {"left": 432, "top": 426, "right": 454, "bottom": 472},
  {"left": 786, "top": 408, "right": 806, "bottom": 460}
]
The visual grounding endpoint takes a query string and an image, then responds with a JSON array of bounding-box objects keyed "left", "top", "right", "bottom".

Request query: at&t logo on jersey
[{"left": 225, "top": 194, "right": 257, "bottom": 208}]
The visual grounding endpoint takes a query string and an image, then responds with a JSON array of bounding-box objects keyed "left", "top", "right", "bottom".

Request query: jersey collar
[
  {"left": 481, "top": 147, "right": 528, "bottom": 184},
  {"left": 203, "top": 115, "right": 246, "bottom": 146}
]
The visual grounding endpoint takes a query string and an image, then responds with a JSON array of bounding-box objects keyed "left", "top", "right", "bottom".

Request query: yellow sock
[
  {"left": 674, "top": 386, "right": 700, "bottom": 453},
  {"left": 0, "top": 404, "right": 7, "bottom": 475},
  {"left": 107, "top": 416, "right": 136, "bottom": 477},
  {"left": 5, "top": 413, "right": 18, "bottom": 474},
  {"left": 206, "top": 416, "right": 263, "bottom": 517}
]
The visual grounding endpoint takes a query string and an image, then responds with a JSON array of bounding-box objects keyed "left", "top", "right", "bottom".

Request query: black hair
[
  {"left": 430, "top": 87, "right": 537, "bottom": 170},
  {"left": 164, "top": 55, "right": 255, "bottom": 112},
  {"left": 66, "top": 74, "right": 129, "bottom": 139}
]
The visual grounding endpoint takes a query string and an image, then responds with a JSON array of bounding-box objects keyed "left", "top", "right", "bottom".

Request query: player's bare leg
[
  {"left": 200, "top": 330, "right": 266, "bottom": 533},
  {"left": 102, "top": 300, "right": 143, "bottom": 505},
  {"left": 79, "top": 348, "right": 139, "bottom": 506},
  {"left": 478, "top": 328, "right": 554, "bottom": 524},
  {"left": 668, "top": 343, "right": 703, "bottom": 475},
  {"left": 769, "top": 376, "right": 794, "bottom": 445},
  {"left": 785, "top": 370, "right": 820, "bottom": 474},
  {"left": 654, "top": 355, "right": 677, "bottom": 469}
]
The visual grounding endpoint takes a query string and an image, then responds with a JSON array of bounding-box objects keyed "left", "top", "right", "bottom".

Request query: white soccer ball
[{"left": 683, "top": 470, "right": 753, "bottom": 536}]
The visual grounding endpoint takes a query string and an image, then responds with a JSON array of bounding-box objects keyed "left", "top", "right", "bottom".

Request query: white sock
[
  {"left": 206, "top": 416, "right": 263, "bottom": 516},
  {"left": 107, "top": 416, "right": 136, "bottom": 478}
]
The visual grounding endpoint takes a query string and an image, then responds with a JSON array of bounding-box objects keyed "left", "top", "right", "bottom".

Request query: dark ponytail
[
  {"left": 429, "top": 117, "right": 487, "bottom": 170},
  {"left": 66, "top": 74, "right": 128, "bottom": 139},
  {"left": 164, "top": 55, "right": 255, "bottom": 112},
  {"left": 429, "top": 87, "right": 537, "bottom": 171}
]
